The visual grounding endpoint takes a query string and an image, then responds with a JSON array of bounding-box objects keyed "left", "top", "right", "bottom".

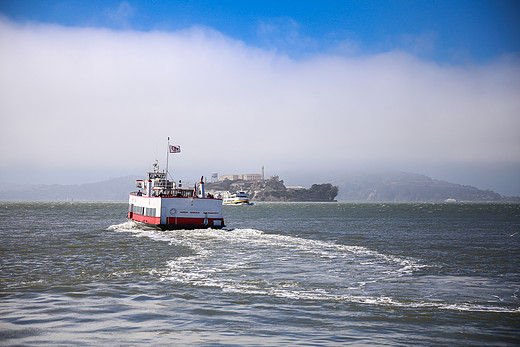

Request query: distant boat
[
  {"left": 444, "top": 198, "right": 458, "bottom": 203},
  {"left": 127, "top": 140, "right": 225, "bottom": 230},
  {"left": 223, "top": 192, "right": 254, "bottom": 205}
]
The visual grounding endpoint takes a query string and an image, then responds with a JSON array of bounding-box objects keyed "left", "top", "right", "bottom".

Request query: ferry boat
[
  {"left": 127, "top": 142, "right": 225, "bottom": 230},
  {"left": 223, "top": 191, "right": 253, "bottom": 205}
]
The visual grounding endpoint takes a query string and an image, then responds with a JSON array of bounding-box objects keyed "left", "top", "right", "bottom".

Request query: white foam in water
[{"left": 109, "top": 223, "right": 519, "bottom": 313}]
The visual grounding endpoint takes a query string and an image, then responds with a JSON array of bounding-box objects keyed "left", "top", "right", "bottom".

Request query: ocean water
[{"left": 1, "top": 201, "right": 519, "bottom": 346}]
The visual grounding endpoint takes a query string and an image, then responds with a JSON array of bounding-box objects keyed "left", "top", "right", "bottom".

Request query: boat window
[
  {"left": 145, "top": 207, "right": 156, "bottom": 217},
  {"left": 133, "top": 206, "right": 144, "bottom": 215}
]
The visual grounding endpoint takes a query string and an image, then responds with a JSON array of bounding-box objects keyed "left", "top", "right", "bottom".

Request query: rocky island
[{"left": 206, "top": 175, "right": 338, "bottom": 202}]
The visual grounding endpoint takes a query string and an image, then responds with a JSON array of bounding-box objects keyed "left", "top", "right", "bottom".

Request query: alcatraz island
[{"left": 205, "top": 170, "right": 338, "bottom": 202}]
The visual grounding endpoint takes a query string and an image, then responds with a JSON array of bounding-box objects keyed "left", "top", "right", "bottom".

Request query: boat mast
[{"left": 166, "top": 137, "right": 170, "bottom": 178}]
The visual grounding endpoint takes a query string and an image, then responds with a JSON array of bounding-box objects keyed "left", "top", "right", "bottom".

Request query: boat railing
[
  {"left": 131, "top": 188, "right": 221, "bottom": 199},
  {"left": 152, "top": 179, "right": 174, "bottom": 189},
  {"left": 160, "top": 189, "right": 194, "bottom": 198}
]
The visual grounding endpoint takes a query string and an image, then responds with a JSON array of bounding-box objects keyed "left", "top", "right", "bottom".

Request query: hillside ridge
[{"left": 0, "top": 172, "right": 517, "bottom": 202}]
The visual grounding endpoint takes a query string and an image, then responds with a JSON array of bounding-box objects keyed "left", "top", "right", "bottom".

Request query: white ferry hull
[{"left": 128, "top": 194, "right": 225, "bottom": 230}]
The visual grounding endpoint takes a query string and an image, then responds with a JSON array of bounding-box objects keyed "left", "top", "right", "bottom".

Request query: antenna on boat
[{"left": 166, "top": 137, "right": 170, "bottom": 179}]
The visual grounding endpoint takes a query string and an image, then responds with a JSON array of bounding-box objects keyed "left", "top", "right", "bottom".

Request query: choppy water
[{"left": 1, "top": 201, "right": 519, "bottom": 345}]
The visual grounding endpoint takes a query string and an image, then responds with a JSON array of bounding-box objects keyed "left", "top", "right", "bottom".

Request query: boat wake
[{"left": 108, "top": 222, "right": 520, "bottom": 313}]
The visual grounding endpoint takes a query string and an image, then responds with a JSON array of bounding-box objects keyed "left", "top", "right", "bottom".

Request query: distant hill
[
  {"left": 0, "top": 172, "right": 517, "bottom": 202},
  {"left": 333, "top": 171, "right": 519, "bottom": 202},
  {"left": 0, "top": 176, "right": 138, "bottom": 201}
]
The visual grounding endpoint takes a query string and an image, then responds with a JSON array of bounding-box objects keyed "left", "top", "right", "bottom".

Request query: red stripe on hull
[
  {"left": 127, "top": 213, "right": 224, "bottom": 230},
  {"left": 165, "top": 217, "right": 224, "bottom": 226},
  {"left": 128, "top": 213, "right": 161, "bottom": 225}
]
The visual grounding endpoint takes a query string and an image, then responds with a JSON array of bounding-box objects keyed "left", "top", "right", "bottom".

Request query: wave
[{"left": 108, "top": 222, "right": 520, "bottom": 314}]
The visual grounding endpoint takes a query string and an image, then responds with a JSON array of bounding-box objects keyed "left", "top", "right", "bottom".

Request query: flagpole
[{"left": 166, "top": 137, "right": 170, "bottom": 179}]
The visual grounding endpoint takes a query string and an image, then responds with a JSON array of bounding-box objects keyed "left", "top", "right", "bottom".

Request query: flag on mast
[{"left": 169, "top": 145, "right": 181, "bottom": 153}]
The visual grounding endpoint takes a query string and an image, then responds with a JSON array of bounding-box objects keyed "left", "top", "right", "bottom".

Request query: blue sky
[
  {"left": 0, "top": 1, "right": 519, "bottom": 196},
  {"left": 1, "top": 0, "right": 519, "bottom": 62}
]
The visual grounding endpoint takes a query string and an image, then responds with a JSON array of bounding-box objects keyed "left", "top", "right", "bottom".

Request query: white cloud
[{"left": 1, "top": 18, "right": 519, "bottom": 191}]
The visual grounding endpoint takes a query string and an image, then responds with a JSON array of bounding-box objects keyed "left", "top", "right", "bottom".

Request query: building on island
[
  {"left": 219, "top": 173, "right": 262, "bottom": 182},
  {"left": 218, "top": 166, "right": 265, "bottom": 182}
]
